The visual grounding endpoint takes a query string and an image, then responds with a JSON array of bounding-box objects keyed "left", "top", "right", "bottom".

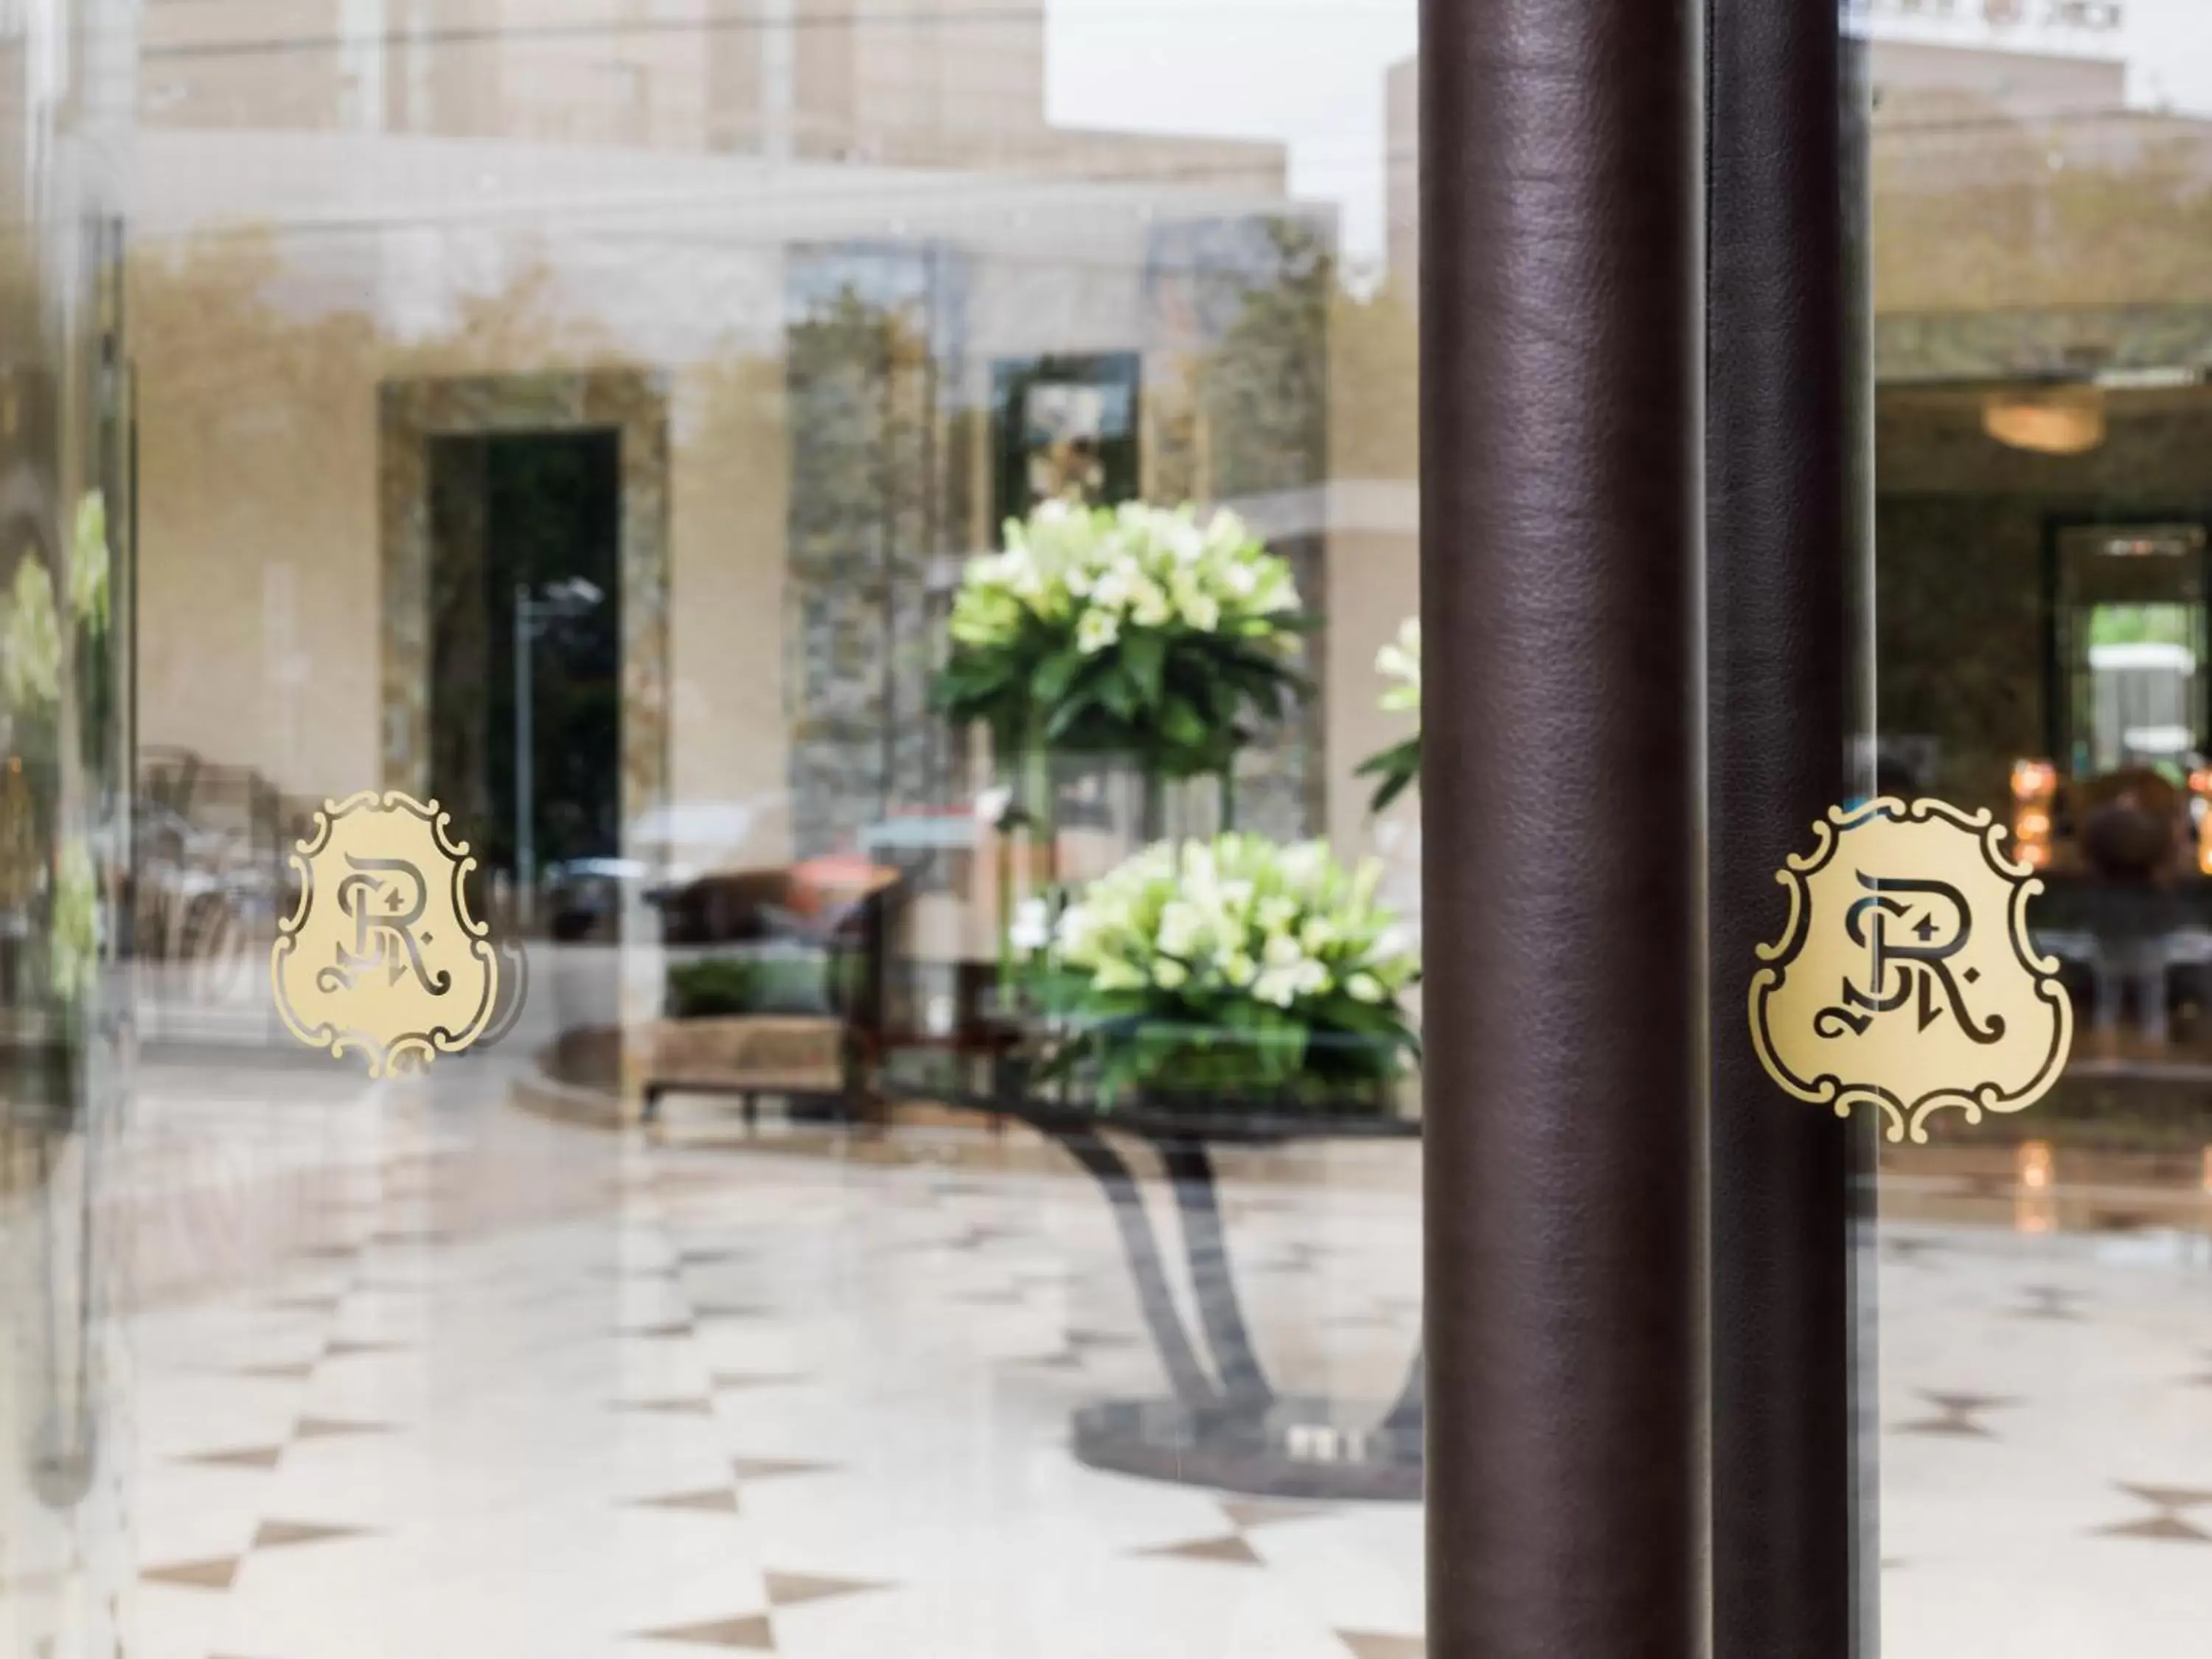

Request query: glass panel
[
  {"left": 1, "top": 1, "right": 135, "bottom": 1651},
  {"left": 7, "top": 3, "right": 1427, "bottom": 1655},
  {"left": 1868, "top": 0, "right": 2212, "bottom": 1649}
]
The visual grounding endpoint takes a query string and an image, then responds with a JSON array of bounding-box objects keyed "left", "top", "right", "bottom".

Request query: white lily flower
[
  {"left": 1093, "top": 959, "right": 1147, "bottom": 993},
  {"left": 1158, "top": 900, "right": 1205, "bottom": 958},
  {"left": 1009, "top": 898, "right": 1053, "bottom": 953},
  {"left": 1130, "top": 577, "right": 1172, "bottom": 628}
]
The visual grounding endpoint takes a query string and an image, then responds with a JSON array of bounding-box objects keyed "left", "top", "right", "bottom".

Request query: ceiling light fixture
[{"left": 1982, "top": 386, "right": 2105, "bottom": 456}]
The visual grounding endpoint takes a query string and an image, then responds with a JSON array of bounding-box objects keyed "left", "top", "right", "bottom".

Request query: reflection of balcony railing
[{"left": 1849, "top": 0, "right": 2123, "bottom": 29}]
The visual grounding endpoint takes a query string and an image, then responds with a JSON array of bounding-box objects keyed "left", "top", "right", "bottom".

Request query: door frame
[{"left": 377, "top": 369, "right": 672, "bottom": 868}]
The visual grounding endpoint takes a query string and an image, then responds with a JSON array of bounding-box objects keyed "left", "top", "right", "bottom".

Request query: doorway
[
  {"left": 378, "top": 369, "right": 672, "bottom": 947},
  {"left": 2047, "top": 518, "right": 2212, "bottom": 778},
  {"left": 428, "top": 428, "right": 622, "bottom": 925}
]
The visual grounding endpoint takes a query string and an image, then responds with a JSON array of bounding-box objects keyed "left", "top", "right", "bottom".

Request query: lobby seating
[{"left": 641, "top": 863, "right": 901, "bottom": 1124}]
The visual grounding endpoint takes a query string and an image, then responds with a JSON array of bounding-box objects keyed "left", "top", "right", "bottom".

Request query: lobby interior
[{"left": 6, "top": 1, "right": 2212, "bottom": 1655}]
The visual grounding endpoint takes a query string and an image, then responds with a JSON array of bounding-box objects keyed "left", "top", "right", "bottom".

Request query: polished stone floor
[{"left": 7, "top": 1058, "right": 2212, "bottom": 1658}]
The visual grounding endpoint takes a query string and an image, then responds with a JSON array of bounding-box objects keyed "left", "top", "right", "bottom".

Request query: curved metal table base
[
  {"left": 1052, "top": 1123, "right": 1425, "bottom": 1503},
  {"left": 1073, "top": 1396, "right": 1422, "bottom": 1502}
]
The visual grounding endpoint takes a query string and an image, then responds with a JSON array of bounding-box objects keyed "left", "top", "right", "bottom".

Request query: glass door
[
  {"left": 4, "top": 2, "right": 1431, "bottom": 1657},
  {"left": 1868, "top": 1, "right": 2212, "bottom": 1649}
]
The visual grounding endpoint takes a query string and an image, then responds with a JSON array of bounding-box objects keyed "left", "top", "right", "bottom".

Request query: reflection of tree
[
  {"left": 1150, "top": 215, "right": 1362, "bottom": 841},
  {"left": 131, "top": 233, "right": 376, "bottom": 464},
  {"left": 131, "top": 230, "right": 625, "bottom": 414},
  {"left": 784, "top": 259, "right": 954, "bottom": 857},
  {"left": 126, "top": 228, "right": 641, "bottom": 900},
  {"left": 1198, "top": 218, "right": 1330, "bottom": 501},
  {"left": 1328, "top": 285, "right": 1418, "bottom": 484},
  {"left": 2089, "top": 604, "right": 2194, "bottom": 649},
  {"left": 1876, "top": 116, "right": 2212, "bottom": 319}
]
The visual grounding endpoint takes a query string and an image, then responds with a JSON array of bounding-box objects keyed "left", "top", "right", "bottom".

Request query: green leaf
[
  {"left": 1034, "top": 647, "right": 1085, "bottom": 709},
  {"left": 1161, "top": 698, "right": 1208, "bottom": 752},
  {"left": 1357, "top": 734, "right": 1422, "bottom": 813},
  {"left": 1099, "top": 668, "right": 1140, "bottom": 720},
  {"left": 1121, "top": 631, "right": 1166, "bottom": 706}
]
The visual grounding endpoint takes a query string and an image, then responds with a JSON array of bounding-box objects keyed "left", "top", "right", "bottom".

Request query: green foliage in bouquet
[
  {"left": 1356, "top": 616, "right": 1421, "bottom": 813},
  {"left": 1028, "top": 833, "right": 1419, "bottom": 1107},
  {"left": 933, "top": 501, "right": 1312, "bottom": 785}
]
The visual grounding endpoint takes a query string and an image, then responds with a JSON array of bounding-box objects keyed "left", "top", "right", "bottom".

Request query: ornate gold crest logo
[
  {"left": 1750, "top": 797, "right": 2073, "bottom": 1144},
  {"left": 272, "top": 792, "right": 504, "bottom": 1076}
]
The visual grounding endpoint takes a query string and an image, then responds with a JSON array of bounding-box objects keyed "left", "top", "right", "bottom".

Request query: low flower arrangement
[
  {"left": 1357, "top": 615, "right": 1421, "bottom": 813},
  {"left": 1028, "top": 833, "right": 1419, "bottom": 1107},
  {"left": 934, "top": 500, "right": 1310, "bottom": 790}
]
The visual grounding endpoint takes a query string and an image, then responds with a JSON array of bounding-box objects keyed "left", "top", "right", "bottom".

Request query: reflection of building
[
  {"left": 1865, "top": 8, "right": 2212, "bottom": 827},
  {"left": 1385, "top": 55, "right": 1417, "bottom": 305},
  {"left": 1388, "top": 3, "right": 2212, "bottom": 837},
  {"left": 124, "top": 0, "right": 1369, "bottom": 890},
  {"left": 139, "top": 0, "right": 1284, "bottom": 181}
]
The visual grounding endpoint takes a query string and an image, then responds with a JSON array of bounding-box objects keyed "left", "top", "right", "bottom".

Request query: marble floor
[{"left": 7, "top": 1059, "right": 2212, "bottom": 1658}]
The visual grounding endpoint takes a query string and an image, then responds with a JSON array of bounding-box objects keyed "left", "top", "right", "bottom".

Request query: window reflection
[
  {"left": 1872, "top": 1, "right": 2212, "bottom": 1648},
  {"left": 13, "top": 2, "right": 1429, "bottom": 1656}
]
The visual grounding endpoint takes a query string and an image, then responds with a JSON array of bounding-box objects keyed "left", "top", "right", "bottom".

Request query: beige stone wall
[
  {"left": 128, "top": 190, "right": 1395, "bottom": 882},
  {"left": 131, "top": 237, "right": 383, "bottom": 805},
  {"left": 1322, "top": 285, "right": 1422, "bottom": 874},
  {"left": 1323, "top": 524, "right": 1419, "bottom": 864},
  {"left": 129, "top": 232, "right": 796, "bottom": 866},
  {"left": 667, "top": 355, "right": 794, "bottom": 866}
]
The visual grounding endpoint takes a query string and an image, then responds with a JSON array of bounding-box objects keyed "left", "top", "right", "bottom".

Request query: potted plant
[
  {"left": 1025, "top": 832, "right": 1419, "bottom": 1110},
  {"left": 933, "top": 500, "right": 1312, "bottom": 838}
]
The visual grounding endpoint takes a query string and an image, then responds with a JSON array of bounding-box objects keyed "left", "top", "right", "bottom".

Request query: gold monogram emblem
[
  {"left": 273, "top": 791, "right": 504, "bottom": 1075},
  {"left": 1751, "top": 797, "right": 2073, "bottom": 1144}
]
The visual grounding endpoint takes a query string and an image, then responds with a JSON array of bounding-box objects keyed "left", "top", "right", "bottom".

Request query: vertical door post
[
  {"left": 1420, "top": 1, "right": 1710, "bottom": 1655},
  {"left": 1708, "top": 4, "right": 1868, "bottom": 1655}
]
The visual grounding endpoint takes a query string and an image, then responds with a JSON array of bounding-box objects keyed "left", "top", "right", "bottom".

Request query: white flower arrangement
[
  {"left": 1032, "top": 832, "right": 1419, "bottom": 1104},
  {"left": 1377, "top": 616, "right": 1419, "bottom": 713},
  {"left": 935, "top": 501, "right": 1311, "bottom": 787},
  {"left": 49, "top": 836, "right": 101, "bottom": 1008},
  {"left": 71, "top": 490, "right": 111, "bottom": 632},
  {"left": 1359, "top": 614, "right": 1422, "bottom": 813},
  {"left": 949, "top": 499, "right": 1300, "bottom": 655},
  {"left": 2, "top": 552, "right": 62, "bottom": 709}
]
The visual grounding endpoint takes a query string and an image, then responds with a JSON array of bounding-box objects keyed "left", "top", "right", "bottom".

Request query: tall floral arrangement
[
  {"left": 934, "top": 501, "right": 1310, "bottom": 824},
  {"left": 1357, "top": 616, "right": 1421, "bottom": 813},
  {"left": 1029, "top": 833, "right": 1419, "bottom": 1105},
  {"left": 2, "top": 551, "right": 62, "bottom": 711},
  {"left": 71, "top": 490, "right": 111, "bottom": 634}
]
